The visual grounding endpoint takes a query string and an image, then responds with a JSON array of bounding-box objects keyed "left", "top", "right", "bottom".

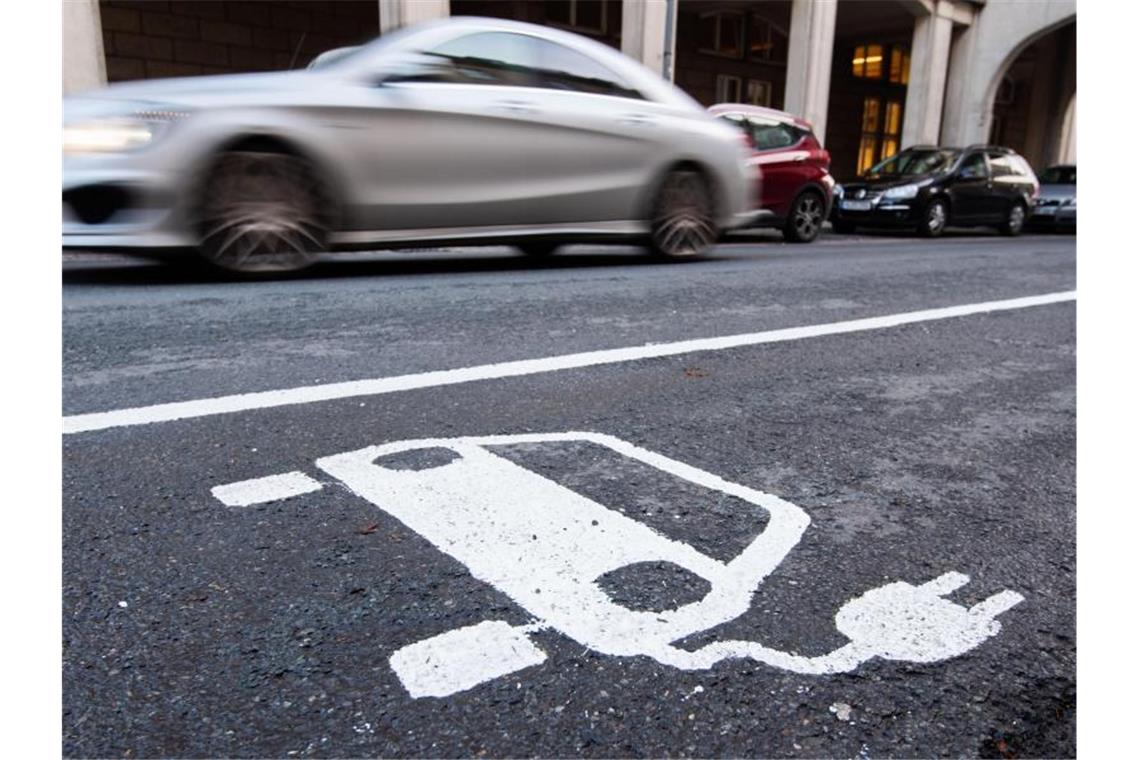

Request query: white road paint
[
  {"left": 207, "top": 432, "right": 1025, "bottom": 698},
  {"left": 64, "top": 290, "right": 1075, "bottom": 434},
  {"left": 389, "top": 621, "right": 548, "bottom": 699},
  {"left": 210, "top": 471, "right": 323, "bottom": 507}
]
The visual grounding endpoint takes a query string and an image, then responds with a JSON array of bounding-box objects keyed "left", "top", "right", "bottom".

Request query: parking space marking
[
  {"left": 210, "top": 471, "right": 323, "bottom": 507},
  {"left": 211, "top": 432, "right": 1026, "bottom": 698},
  {"left": 63, "top": 290, "right": 1075, "bottom": 435}
]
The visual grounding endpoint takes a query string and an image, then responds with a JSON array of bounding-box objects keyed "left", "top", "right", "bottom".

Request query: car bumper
[
  {"left": 62, "top": 162, "right": 193, "bottom": 249},
  {"left": 1029, "top": 205, "right": 1076, "bottom": 227}
]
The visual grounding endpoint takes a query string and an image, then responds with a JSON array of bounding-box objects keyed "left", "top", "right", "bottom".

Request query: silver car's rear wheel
[
  {"left": 649, "top": 169, "right": 716, "bottom": 259},
  {"left": 195, "top": 151, "right": 328, "bottom": 274}
]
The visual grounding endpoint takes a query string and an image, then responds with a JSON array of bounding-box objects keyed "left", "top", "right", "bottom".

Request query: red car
[{"left": 709, "top": 104, "right": 835, "bottom": 243}]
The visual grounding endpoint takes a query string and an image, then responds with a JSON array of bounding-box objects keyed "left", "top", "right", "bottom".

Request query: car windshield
[
  {"left": 1040, "top": 166, "right": 1076, "bottom": 184},
  {"left": 864, "top": 149, "right": 957, "bottom": 178}
]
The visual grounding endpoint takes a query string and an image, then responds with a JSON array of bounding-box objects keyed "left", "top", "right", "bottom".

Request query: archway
[
  {"left": 940, "top": 1, "right": 1075, "bottom": 149},
  {"left": 985, "top": 19, "right": 1075, "bottom": 169}
]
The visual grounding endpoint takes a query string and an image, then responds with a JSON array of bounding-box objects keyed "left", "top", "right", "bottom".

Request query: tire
[
  {"left": 917, "top": 198, "right": 949, "bottom": 238},
  {"left": 194, "top": 151, "right": 329, "bottom": 274},
  {"left": 517, "top": 242, "right": 560, "bottom": 258},
  {"left": 831, "top": 220, "right": 856, "bottom": 235},
  {"left": 999, "top": 202, "right": 1027, "bottom": 236},
  {"left": 782, "top": 190, "right": 825, "bottom": 243},
  {"left": 648, "top": 168, "right": 717, "bottom": 259}
]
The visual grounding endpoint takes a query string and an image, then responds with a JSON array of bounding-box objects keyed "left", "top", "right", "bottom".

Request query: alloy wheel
[
  {"left": 196, "top": 152, "right": 328, "bottom": 274},
  {"left": 787, "top": 193, "right": 823, "bottom": 242},
  {"left": 927, "top": 202, "right": 947, "bottom": 234},
  {"left": 1007, "top": 204, "right": 1025, "bottom": 234},
  {"left": 650, "top": 169, "right": 716, "bottom": 258}
]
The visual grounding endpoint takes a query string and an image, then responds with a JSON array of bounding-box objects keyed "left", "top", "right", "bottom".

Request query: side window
[
  {"left": 750, "top": 120, "right": 799, "bottom": 150},
  {"left": 988, "top": 153, "right": 1016, "bottom": 178},
  {"left": 531, "top": 39, "right": 644, "bottom": 99},
  {"left": 958, "top": 152, "right": 988, "bottom": 179},
  {"left": 414, "top": 32, "right": 540, "bottom": 87},
  {"left": 1012, "top": 155, "right": 1036, "bottom": 178}
]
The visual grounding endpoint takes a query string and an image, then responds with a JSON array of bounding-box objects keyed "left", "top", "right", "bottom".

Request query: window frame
[
  {"left": 699, "top": 11, "right": 747, "bottom": 60},
  {"left": 715, "top": 73, "right": 742, "bottom": 103},
  {"left": 546, "top": 0, "right": 609, "bottom": 36}
]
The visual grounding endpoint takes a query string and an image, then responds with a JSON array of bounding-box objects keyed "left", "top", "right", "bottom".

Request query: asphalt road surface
[{"left": 62, "top": 230, "right": 1076, "bottom": 758}]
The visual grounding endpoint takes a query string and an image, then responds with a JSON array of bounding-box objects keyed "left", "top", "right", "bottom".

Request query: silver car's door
[
  {"left": 500, "top": 36, "right": 668, "bottom": 226},
  {"left": 335, "top": 31, "right": 663, "bottom": 234},
  {"left": 331, "top": 32, "right": 557, "bottom": 232}
]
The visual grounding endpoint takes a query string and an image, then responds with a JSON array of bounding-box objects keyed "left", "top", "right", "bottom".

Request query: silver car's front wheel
[
  {"left": 649, "top": 169, "right": 716, "bottom": 259},
  {"left": 195, "top": 152, "right": 328, "bottom": 274}
]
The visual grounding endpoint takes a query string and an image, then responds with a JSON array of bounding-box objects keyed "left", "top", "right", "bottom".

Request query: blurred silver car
[{"left": 63, "top": 17, "right": 755, "bottom": 273}]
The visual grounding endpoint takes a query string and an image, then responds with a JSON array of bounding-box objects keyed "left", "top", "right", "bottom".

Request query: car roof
[
  {"left": 707, "top": 103, "right": 814, "bottom": 132},
  {"left": 337, "top": 16, "right": 700, "bottom": 111}
]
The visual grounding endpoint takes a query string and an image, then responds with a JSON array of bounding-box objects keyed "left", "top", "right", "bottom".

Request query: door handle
[
  {"left": 494, "top": 100, "right": 537, "bottom": 115},
  {"left": 621, "top": 113, "right": 655, "bottom": 127}
]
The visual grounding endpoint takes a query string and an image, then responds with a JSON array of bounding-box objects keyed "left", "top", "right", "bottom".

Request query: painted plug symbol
[{"left": 834, "top": 571, "right": 1025, "bottom": 664}]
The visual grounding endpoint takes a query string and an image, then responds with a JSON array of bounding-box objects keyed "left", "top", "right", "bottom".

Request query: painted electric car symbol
[{"left": 211, "top": 432, "right": 1025, "bottom": 699}]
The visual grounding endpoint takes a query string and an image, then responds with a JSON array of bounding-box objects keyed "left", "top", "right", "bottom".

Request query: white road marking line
[
  {"left": 389, "top": 620, "right": 548, "bottom": 699},
  {"left": 210, "top": 471, "right": 323, "bottom": 507},
  {"left": 63, "top": 290, "right": 1075, "bottom": 435}
]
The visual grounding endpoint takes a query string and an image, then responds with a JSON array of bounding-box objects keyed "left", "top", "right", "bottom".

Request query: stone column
[
  {"left": 1057, "top": 95, "right": 1075, "bottom": 164},
  {"left": 900, "top": 1, "right": 956, "bottom": 148},
  {"left": 621, "top": 0, "right": 675, "bottom": 80},
  {"left": 784, "top": 0, "right": 837, "bottom": 143},
  {"left": 63, "top": 0, "right": 107, "bottom": 94},
  {"left": 379, "top": 0, "right": 450, "bottom": 33}
]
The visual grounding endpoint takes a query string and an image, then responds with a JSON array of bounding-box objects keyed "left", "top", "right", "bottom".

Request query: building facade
[{"left": 64, "top": 0, "right": 1076, "bottom": 177}]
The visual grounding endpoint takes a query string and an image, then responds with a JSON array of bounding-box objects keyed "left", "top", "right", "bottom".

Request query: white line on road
[
  {"left": 210, "top": 471, "right": 324, "bottom": 507},
  {"left": 63, "top": 290, "right": 1075, "bottom": 435}
]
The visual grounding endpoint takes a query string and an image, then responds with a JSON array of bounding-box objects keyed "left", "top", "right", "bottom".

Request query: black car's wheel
[
  {"left": 999, "top": 202, "right": 1027, "bottom": 236},
  {"left": 194, "top": 151, "right": 329, "bottom": 274},
  {"left": 831, "top": 219, "right": 856, "bottom": 235},
  {"left": 782, "top": 190, "right": 825, "bottom": 243},
  {"left": 649, "top": 168, "right": 717, "bottom": 259},
  {"left": 917, "top": 198, "right": 949, "bottom": 238},
  {"left": 517, "top": 242, "right": 560, "bottom": 258}
]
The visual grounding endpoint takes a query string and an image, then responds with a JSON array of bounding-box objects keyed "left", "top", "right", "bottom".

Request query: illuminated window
[
  {"left": 858, "top": 97, "right": 881, "bottom": 174},
  {"left": 852, "top": 44, "right": 884, "bottom": 78},
  {"left": 881, "top": 100, "right": 902, "bottom": 160},
  {"left": 857, "top": 97, "right": 904, "bottom": 173},
  {"left": 889, "top": 46, "right": 910, "bottom": 84}
]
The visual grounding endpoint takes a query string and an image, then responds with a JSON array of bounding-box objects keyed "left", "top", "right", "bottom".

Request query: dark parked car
[
  {"left": 832, "top": 145, "right": 1039, "bottom": 237},
  {"left": 709, "top": 104, "right": 835, "bottom": 243},
  {"left": 1030, "top": 164, "right": 1075, "bottom": 231}
]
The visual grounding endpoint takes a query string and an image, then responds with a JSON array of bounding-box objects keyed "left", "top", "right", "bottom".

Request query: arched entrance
[
  {"left": 987, "top": 20, "right": 1075, "bottom": 169},
  {"left": 940, "top": 1, "right": 1075, "bottom": 151}
]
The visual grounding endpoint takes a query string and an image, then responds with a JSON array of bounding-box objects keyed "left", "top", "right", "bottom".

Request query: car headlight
[
  {"left": 883, "top": 183, "right": 920, "bottom": 200},
  {"left": 833, "top": 184, "right": 844, "bottom": 198},
  {"left": 1065, "top": 197, "right": 1076, "bottom": 207},
  {"left": 63, "top": 112, "right": 184, "bottom": 155}
]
